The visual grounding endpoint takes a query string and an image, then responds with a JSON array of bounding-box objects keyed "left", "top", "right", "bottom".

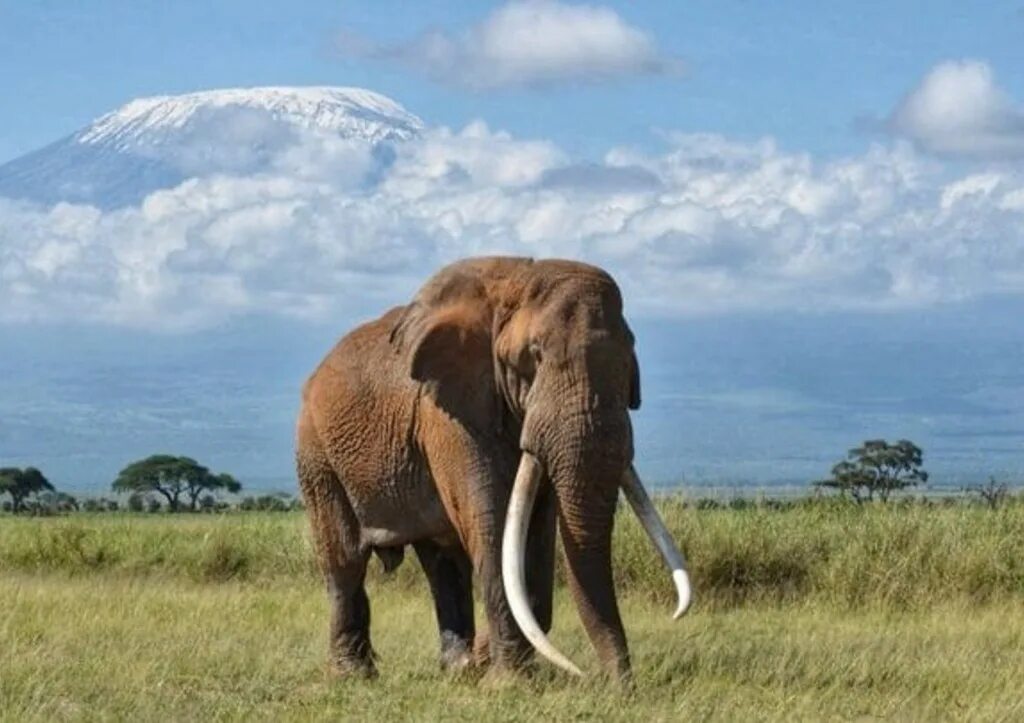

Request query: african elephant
[{"left": 296, "top": 256, "right": 690, "bottom": 679}]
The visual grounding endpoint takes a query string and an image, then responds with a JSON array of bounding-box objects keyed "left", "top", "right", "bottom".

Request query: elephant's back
[
  {"left": 304, "top": 306, "right": 409, "bottom": 392},
  {"left": 301, "top": 305, "right": 420, "bottom": 472},
  {"left": 300, "top": 307, "right": 447, "bottom": 543}
]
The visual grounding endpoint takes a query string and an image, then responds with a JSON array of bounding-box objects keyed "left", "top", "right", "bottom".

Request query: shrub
[
  {"left": 127, "top": 493, "right": 147, "bottom": 512},
  {"left": 238, "top": 494, "right": 293, "bottom": 512},
  {"left": 965, "top": 477, "right": 1011, "bottom": 510}
]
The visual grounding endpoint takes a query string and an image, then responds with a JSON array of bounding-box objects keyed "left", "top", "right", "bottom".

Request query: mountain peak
[
  {"left": 78, "top": 86, "right": 424, "bottom": 148},
  {"left": 0, "top": 86, "right": 424, "bottom": 208}
]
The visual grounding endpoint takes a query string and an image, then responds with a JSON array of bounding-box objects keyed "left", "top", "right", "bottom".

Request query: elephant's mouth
[{"left": 500, "top": 452, "right": 692, "bottom": 676}]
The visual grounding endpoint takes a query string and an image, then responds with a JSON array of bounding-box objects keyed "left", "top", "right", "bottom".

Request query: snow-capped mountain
[{"left": 0, "top": 87, "right": 424, "bottom": 208}]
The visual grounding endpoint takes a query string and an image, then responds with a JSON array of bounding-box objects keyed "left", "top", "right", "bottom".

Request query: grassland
[{"left": 2, "top": 501, "right": 1024, "bottom": 720}]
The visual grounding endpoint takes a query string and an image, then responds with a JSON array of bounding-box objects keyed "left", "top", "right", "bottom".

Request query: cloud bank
[
  {"left": 4, "top": 115, "right": 1024, "bottom": 330},
  {"left": 339, "top": 0, "right": 680, "bottom": 90},
  {"left": 889, "top": 59, "right": 1024, "bottom": 159}
]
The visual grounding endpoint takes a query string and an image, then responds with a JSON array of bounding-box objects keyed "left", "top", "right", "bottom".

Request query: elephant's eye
[{"left": 528, "top": 341, "right": 542, "bottom": 364}]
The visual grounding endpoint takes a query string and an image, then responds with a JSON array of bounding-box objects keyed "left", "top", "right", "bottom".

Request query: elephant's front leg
[
  {"left": 414, "top": 540, "right": 475, "bottom": 671},
  {"left": 419, "top": 411, "right": 532, "bottom": 672},
  {"left": 466, "top": 478, "right": 536, "bottom": 672},
  {"left": 429, "top": 462, "right": 530, "bottom": 670},
  {"left": 472, "top": 483, "right": 556, "bottom": 670}
]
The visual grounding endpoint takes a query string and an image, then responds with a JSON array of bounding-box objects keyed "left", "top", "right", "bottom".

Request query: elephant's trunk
[
  {"left": 554, "top": 463, "right": 632, "bottom": 678},
  {"left": 504, "top": 401, "right": 634, "bottom": 677}
]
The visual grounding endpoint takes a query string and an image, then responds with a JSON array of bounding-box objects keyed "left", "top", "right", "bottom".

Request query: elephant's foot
[
  {"left": 328, "top": 636, "right": 377, "bottom": 680},
  {"left": 478, "top": 662, "right": 531, "bottom": 689},
  {"left": 327, "top": 656, "right": 378, "bottom": 680},
  {"left": 438, "top": 631, "right": 474, "bottom": 673},
  {"left": 489, "top": 636, "right": 535, "bottom": 673},
  {"left": 469, "top": 630, "right": 533, "bottom": 682}
]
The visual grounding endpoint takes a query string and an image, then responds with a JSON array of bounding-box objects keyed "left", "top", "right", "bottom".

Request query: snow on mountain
[{"left": 0, "top": 87, "right": 424, "bottom": 208}]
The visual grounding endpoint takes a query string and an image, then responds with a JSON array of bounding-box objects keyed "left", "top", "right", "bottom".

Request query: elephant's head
[{"left": 393, "top": 257, "right": 691, "bottom": 677}]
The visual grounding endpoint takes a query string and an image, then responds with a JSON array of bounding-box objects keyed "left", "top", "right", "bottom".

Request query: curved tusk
[
  {"left": 621, "top": 466, "right": 693, "bottom": 619},
  {"left": 501, "top": 453, "right": 583, "bottom": 676}
]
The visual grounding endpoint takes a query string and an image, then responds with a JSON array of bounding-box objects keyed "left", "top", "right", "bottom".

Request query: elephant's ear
[
  {"left": 629, "top": 350, "right": 641, "bottom": 410},
  {"left": 408, "top": 304, "right": 492, "bottom": 386},
  {"left": 391, "top": 299, "right": 497, "bottom": 422}
]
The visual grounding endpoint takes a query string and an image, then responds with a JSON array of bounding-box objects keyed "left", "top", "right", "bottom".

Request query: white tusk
[
  {"left": 621, "top": 466, "right": 693, "bottom": 619},
  {"left": 501, "top": 453, "right": 583, "bottom": 676}
]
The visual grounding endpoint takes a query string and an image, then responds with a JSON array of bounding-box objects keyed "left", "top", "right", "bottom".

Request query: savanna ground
[{"left": 2, "top": 500, "right": 1023, "bottom": 721}]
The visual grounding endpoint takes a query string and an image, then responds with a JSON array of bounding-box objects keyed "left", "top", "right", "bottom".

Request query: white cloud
[
  {"left": 3, "top": 121, "right": 1024, "bottom": 330},
  {"left": 340, "top": 0, "right": 681, "bottom": 90},
  {"left": 889, "top": 59, "right": 1024, "bottom": 158}
]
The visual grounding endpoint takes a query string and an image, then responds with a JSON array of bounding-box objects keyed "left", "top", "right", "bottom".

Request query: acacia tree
[
  {"left": 0, "top": 467, "right": 55, "bottom": 513},
  {"left": 112, "top": 455, "right": 241, "bottom": 511},
  {"left": 814, "top": 439, "right": 928, "bottom": 503},
  {"left": 965, "top": 477, "right": 1011, "bottom": 510}
]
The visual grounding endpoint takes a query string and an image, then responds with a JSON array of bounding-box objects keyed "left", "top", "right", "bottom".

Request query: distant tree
[
  {"left": 814, "top": 439, "right": 928, "bottom": 503},
  {"left": 965, "top": 477, "right": 1011, "bottom": 510},
  {"left": 112, "top": 455, "right": 242, "bottom": 512},
  {"left": 0, "top": 467, "right": 55, "bottom": 513}
]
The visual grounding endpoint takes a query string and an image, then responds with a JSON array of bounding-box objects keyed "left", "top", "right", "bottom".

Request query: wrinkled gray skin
[{"left": 296, "top": 257, "right": 641, "bottom": 678}]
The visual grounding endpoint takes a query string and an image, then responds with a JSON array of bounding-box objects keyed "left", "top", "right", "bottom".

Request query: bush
[
  {"left": 965, "top": 478, "right": 1012, "bottom": 510},
  {"left": 238, "top": 495, "right": 293, "bottom": 512},
  {"left": 127, "top": 493, "right": 147, "bottom": 512}
]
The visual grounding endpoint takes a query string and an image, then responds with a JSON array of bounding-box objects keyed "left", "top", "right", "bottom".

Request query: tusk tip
[{"left": 671, "top": 569, "right": 693, "bottom": 620}]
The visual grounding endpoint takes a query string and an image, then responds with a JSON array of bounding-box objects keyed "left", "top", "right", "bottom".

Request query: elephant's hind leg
[
  {"left": 297, "top": 414, "right": 375, "bottom": 678},
  {"left": 414, "top": 541, "right": 475, "bottom": 671}
]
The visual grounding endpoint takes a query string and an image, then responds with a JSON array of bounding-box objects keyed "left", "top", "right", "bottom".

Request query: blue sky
[
  {"left": 2, "top": 1, "right": 1024, "bottom": 492},
  {"left": 3, "top": 1, "right": 1024, "bottom": 162}
]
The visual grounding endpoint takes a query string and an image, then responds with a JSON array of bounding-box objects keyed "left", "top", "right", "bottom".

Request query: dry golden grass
[
  {"left": 2, "top": 501, "right": 1023, "bottom": 720},
  {"left": 2, "top": 574, "right": 1023, "bottom": 721}
]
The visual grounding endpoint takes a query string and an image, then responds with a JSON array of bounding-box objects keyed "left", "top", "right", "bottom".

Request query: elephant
[{"left": 295, "top": 256, "right": 691, "bottom": 680}]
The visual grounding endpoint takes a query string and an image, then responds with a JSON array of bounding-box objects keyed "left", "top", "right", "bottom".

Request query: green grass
[
  {"left": 2, "top": 500, "right": 1024, "bottom": 720},
  {"left": 3, "top": 501, "right": 1024, "bottom": 608}
]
